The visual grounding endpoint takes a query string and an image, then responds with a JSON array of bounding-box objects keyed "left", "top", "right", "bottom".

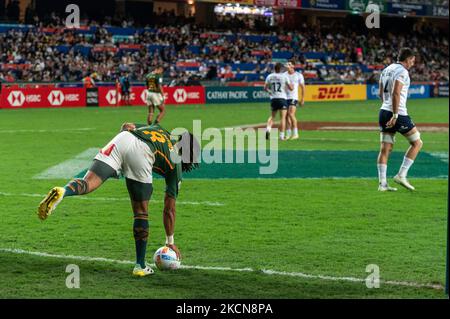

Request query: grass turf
[{"left": 0, "top": 98, "right": 448, "bottom": 298}]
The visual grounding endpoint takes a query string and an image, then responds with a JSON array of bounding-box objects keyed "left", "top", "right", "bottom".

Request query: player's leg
[
  {"left": 155, "top": 103, "right": 166, "bottom": 124},
  {"left": 279, "top": 109, "right": 288, "bottom": 140},
  {"left": 394, "top": 127, "right": 423, "bottom": 191},
  {"left": 147, "top": 104, "right": 155, "bottom": 125},
  {"left": 286, "top": 114, "right": 292, "bottom": 139},
  {"left": 289, "top": 103, "right": 299, "bottom": 139},
  {"left": 37, "top": 160, "right": 118, "bottom": 220},
  {"left": 377, "top": 133, "right": 397, "bottom": 191},
  {"left": 126, "top": 178, "right": 155, "bottom": 277},
  {"left": 121, "top": 135, "right": 155, "bottom": 276},
  {"left": 266, "top": 109, "right": 277, "bottom": 140}
]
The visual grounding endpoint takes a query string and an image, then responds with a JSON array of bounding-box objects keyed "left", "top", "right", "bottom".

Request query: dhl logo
[{"left": 315, "top": 87, "right": 349, "bottom": 100}]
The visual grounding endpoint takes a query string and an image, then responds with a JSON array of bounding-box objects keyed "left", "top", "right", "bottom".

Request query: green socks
[
  {"left": 133, "top": 212, "right": 149, "bottom": 268},
  {"left": 64, "top": 179, "right": 88, "bottom": 197}
]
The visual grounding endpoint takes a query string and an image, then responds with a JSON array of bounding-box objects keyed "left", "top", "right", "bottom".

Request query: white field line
[
  {"left": 0, "top": 248, "right": 443, "bottom": 291},
  {"left": 0, "top": 128, "right": 94, "bottom": 134},
  {"left": 0, "top": 192, "right": 225, "bottom": 207}
]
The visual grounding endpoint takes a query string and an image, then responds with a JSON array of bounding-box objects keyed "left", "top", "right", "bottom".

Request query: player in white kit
[
  {"left": 264, "top": 63, "right": 294, "bottom": 140},
  {"left": 284, "top": 62, "right": 305, "bottom": 140},
  {"left": 377, "top": 48, "right": 423, "bottom": 191}
]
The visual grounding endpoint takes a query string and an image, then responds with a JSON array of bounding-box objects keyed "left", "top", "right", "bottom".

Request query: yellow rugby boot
[
  {"left": 132, "top": 263, "right": 155, "bottom": 277},
  {"left": 37, "top": 187, "right": 65, "bottom": 220}
]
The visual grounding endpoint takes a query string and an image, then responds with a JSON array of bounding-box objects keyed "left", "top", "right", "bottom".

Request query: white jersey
[
  {"left": 265, "top": 72, "right": 291, "bottom": 99},
  {"left": 379, "top": 63, "right": 410, "bottom": 116},
  {"left": 284, "top": 71, "right": 304, "bottom": 100}
]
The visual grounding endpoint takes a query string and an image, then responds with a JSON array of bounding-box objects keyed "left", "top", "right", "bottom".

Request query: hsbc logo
[
  {"left": 106, "top": 90, "right": 121, "bottom": 104},
  {"left": 172, "top": 89, "right": 200, "bottom": 103},
  {"left": 7, "top": 91, "right": 26, "bottom": 107},
  {"left": 48, "top": 90, "right": 65, "bottom": 106},
  {"left": 173, "top": 89, "right": 187, "bottom": 103}
]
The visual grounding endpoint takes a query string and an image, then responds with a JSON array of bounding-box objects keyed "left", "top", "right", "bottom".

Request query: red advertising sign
[
  {"left": 98, "top": 86, "right": 206, "bottom": 107},
  {"left": 0, "top": 87, "right": 86, "bottom": 109}
]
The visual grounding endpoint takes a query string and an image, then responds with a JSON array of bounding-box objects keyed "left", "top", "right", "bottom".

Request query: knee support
[
  {"left": 380, "top": 133, "right": 395, "bottom": 144},
  {"left": 406, "top": 131, "right": 421, "bottom": 143}
]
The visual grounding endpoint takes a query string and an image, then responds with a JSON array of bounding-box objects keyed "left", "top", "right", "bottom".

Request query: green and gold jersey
[
  {"left": 145, "top": 73, "right": 162, "bottom": 93},
  {"left": 129, "top": 124, "right": 182, "bottom": 198}
]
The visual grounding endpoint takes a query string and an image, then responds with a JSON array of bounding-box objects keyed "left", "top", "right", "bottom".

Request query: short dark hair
[
  {"left": 398, "top": 48, "right": 415, "bottom": 62},
  {"left": 274, "top": 63, "right": 283, "bottom": 73},
  {"left": 176, "top": 132, "right": 200, "bottom": 173}
]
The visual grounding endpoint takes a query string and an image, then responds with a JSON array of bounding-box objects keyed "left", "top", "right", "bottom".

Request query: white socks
[
  {"left": 398, "top": 157, "right": 414, "bottom": 178},
  {"left": 293, "top": 128, "right": 298, "bottom": 136},
  {"left": 377, "top": 164, "right": 387, "bottom": 186},
  {"left": 378, "top": 157, "right": 414, "bottom": 186},
  {"left": 280, "top": 132, "right": 285, "bottom": 140},
  {"left": 286, "top": 129, "right": 292, "bottom": 137},
  {"left": 266, "top": 126, "right": 271, "bottom": 133}
]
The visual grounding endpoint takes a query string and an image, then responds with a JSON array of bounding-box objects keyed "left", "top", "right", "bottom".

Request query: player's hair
[
  {"left": 274, "top": 63, "right": 283, "bottom": 73},
  {"left": 398, "top": 48, "right": 415, "bottom": 62},
  {"left": 176, "top": 132, "right": 200, "bottom": 173}
]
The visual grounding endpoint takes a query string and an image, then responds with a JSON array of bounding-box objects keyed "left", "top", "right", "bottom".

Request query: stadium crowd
[{"left": 0, "top": 10, "right": 448, "bottom": 84}]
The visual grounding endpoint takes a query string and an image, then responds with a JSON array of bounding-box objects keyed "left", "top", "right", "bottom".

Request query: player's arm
[
  {"left": 299, "top": 77, "right": 305, "bottom": 106},
  {"left": 378, "top": 77, "right": 384, "bottom": 103},
  {"left": 386, "top": 80, "right": 403, "bottom": 128},
  {"left": 264, "top": 81, "right": 271, "bottom": 93},
  {"left": 163, "top": 170, "right": 181, "bottom": 258},
  {"left": 286, "top": 76, "right": 294, "bottom": 91},
  {"left": 162, "top": 194, "right": 180, "bottom": 257},
  {"left": 120, "top": 123, "right": 149, "bottom": 131}
]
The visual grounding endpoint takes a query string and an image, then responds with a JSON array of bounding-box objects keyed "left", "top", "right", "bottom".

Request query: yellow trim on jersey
[{"left": 154, "top": 150, "right": 174, "bottom": 170}]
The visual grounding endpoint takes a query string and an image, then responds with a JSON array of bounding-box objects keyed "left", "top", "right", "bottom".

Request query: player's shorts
[
  {"left": 270, "top": 98, "right": 288, "bottom": 111},
  {"left": 379, "top": 109, "right": 415, "bottom": 135},
  {"left": 94, "top": 131, "right": 155, "bottom": 184},
  {"left": 286, "top": 99, "right": 298, "bottom": 107},
  {"left": 146, "top": 91, "right": 164, "bottom": 106}
]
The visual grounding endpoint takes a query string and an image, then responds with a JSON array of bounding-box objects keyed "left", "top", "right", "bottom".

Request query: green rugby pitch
[{"left": 0, "top": 98, "right": 448, "bottom": 298}]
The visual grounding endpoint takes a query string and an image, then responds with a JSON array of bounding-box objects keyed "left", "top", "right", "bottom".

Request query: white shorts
[
  {"left": 146, "top": 92, "right": 164, "bottom": 106},
  {"left": 94, "top": 131, "right": 155, "bottom": 184}
]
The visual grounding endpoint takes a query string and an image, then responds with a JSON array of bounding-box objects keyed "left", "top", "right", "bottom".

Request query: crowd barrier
[{"left": 0, "top": 83, "right": 447, "bottom": 109}]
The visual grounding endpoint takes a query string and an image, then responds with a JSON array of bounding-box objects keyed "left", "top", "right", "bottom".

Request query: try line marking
[
  {"left": 0, "top": 248, "right": 443, "bottom": 291},
  {"left": 0, "top": 192, "right": 225, "bottom": 207}
]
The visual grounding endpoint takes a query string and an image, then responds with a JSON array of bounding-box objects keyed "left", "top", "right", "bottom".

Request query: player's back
[
  {"left": 265, "top": 72, "right": 289, "bottom": 100},
  {"left": 379, "top": 63, "right": 410, "bottom": 115},
  {"left": 129, "top": 124, "right": 179, "bottom": 176}
]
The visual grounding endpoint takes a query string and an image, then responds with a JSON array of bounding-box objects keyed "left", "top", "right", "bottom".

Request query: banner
[
  {"left": 431, "top": 5, "right": 449, "bottom": 17},
  {"left": 386, "top": 2, "right": 427, "bottom": 16},
  {"left": 0, "top": 87, "right": 85, "bottom": 109},
  {"left": 206, "top": 86, "right": 270, "bottom": 103},
  {"left": 367, "top": 84, "right": 431, "bottom": 100},
  {"left": 346, "top": 0, "right": 385, "bottom": 13},
  {"left": 431, "top": 83, "right": 449, "bottom": 98},
  {"left": 98, "top": 86, "right": 206, "bottom": 107},
  {"left": 86, "top": 88, "right": 99, "bottom": 107},
  {"left": 304, "top": 84, "right": 366, "bottom": 101},
  {"left": 302, "top": 0, "right": 346, "bottom": 10},
  {"left": 196, "top": 0, "right": 254, "bottom": 4},
  {"left": 254, "top": 0, "right": 301, "bottom": 8}
]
